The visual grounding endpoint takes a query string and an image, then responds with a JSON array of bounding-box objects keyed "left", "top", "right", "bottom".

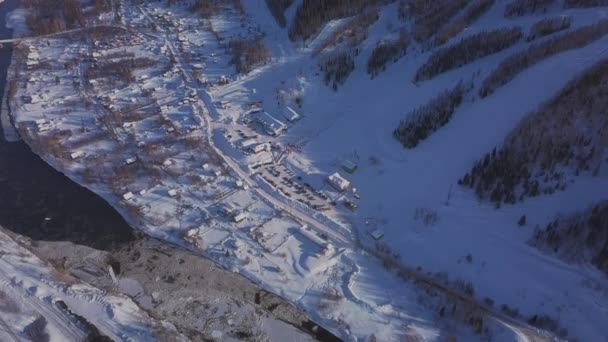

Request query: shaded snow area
[
  {"left": 26, "top": 236, "right": 321, "bottom": 342},
  {"left": 7, "top": 0, "right": 608, "bottom": 341},
  {"left": 0, "top": 228, "right": 180, "bottom": 341},
  {"left": 5, "top": 8, "right": 26, "bottom": 35}
]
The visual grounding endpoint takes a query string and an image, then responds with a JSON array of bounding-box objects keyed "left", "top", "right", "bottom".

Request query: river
[{"left": 0, "top": 0, "right": 135, "bottom": 250}]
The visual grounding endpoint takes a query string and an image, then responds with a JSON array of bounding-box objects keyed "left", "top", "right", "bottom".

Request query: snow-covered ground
[
  {"left": 228, "top": 2, "right": 608, "bottom": 340},
  {"left": 7, "top": 0, "right": 608, "bottom": 341},
  {"left": 0, "top": 227, "right": 180, "bottom": 341}
]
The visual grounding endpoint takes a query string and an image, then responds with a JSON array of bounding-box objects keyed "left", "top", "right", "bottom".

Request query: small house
[
  {"left": 239, "top": 138, "right": 258, "bottom": 150},
  {"left": 27, "top": 51, "right": 40, "bottom": 60},
  {"left": 122, "top": 192, "right": 134, "bottom": 201},
  {"left": 248, "top": 101, "right": 263, "bottom": 110},
  {"left": 168, "top": 189, "right": 178, "bottom": 197},
  {"left": 125, "top": 157, "right": 137, "bottom": 165},
  {"left": 341, "top": 160, "right": 358, "bottom": 174},
  {"left": 233, "top": 211, "right": 248, "bottom": 223},
  {"left": 227, "top": 239, "right": 243, "bottom": 250},
  {"left": 251, "top": 142, "right": 271, "bottom": 154},
  {"left": 284, "top": 106, "right": 301, "bottom": 122},
  {"left": 370, "top": 229, "right": 385, "bottom": 240},
  {"left": 327, "top": 172, "right": 350, "bottom": 192},
  {"left": 163, "top": 159, "right": 173, "bottom": 167},
  {"left": 221, "top": 204, "right": 234, "bottom": 216},
  {"left": 70, "top": 151, "right": 85, "bottom": 160}
]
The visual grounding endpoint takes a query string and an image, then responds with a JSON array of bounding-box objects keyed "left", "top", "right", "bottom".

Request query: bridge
[{"left": 0, "top": 25, "right": 135, "bottom": 44}]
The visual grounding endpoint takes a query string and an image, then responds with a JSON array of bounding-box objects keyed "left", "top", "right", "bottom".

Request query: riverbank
[
  {"left": 25, "top": 232, "right": 337, "bottom": 341},
  {"left": 1, "top": 76, "right": 19, "bottom": 141}
]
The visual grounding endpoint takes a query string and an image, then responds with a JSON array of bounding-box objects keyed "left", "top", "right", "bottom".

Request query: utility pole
[{"left": 445, "top": 184, "right": 453, "bottom": 206}]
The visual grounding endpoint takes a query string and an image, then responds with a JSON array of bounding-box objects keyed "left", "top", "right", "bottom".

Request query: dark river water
[{"left": 0, "top": 0, "right": 135, "bottom": 250}]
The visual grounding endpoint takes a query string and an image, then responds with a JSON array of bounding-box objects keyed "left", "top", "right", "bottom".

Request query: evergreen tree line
[
  {"left": 527, "top": 15, "right": 571, "bottom": 41},
  {"left": 435, "top": 0, "right": 495, "bottom": 46},
  {"left": 265, "top": 0, "right": 294, "bottom": 27},
  {"left": 22, "top": 0, "right": 87, "bottom": 35},
  {"left": 480, "top": 19, "right": 608, "bottom": 97},
  {"left": 94, "top": 0, "right": 112, "bottom": 13},
  {"left": 190, "top": 0, "right": 243, "bottom": 18},
  {"left": 319, "top": 51, "right": 355, "bottom": 91},
  {"left": 397, "top": 0, "right": 408, "bottom": 20},
  {"left": 393, "top": 82, "right": 465, "bottom": 148},
  {"left": 461, "top": 58, "right": 608, "bottom": 206},
  {"left": 415, "top": 27, "right": 522, "bottom": 82},
  {"left": 531, "top": 201, "right": 608, "bottom": 275},
  {"left": 288, "top": 0, "right": 387, "bottom": 41},
  {"left": 229, "top": 37, "right": 272, "bottom": 74},
  {"left": 504, "top": 0, "right": 555, "bottom": 17},
  {"left": 85, "top": 57, "right": 157, "bottom": 84},
  {"left": 315, "top": 9, "right": 379, "bottom": 55},
  {"left": 411, "top": 0, "right": 470, "bottom": 43},
  {"left": 565, "top": 0, "right": 608, "bottom": 7},
  {"left": 367, "top": 30, "right": 409, "bottom": 77}
]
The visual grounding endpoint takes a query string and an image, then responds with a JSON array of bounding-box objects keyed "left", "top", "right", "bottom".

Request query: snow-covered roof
[
  {"left": 233, "top": 212, "right": 248, "bottom": 223},
  {"left": 285, "top": 106, "right": 301, "bottom": 121},
  {"left": 370, "top": 229, "right": 384, "bottom": 240},
  {"left": 239, "top": 138, "right": 258, "bottom": 148},
  {"left": 122, "top": 192, "right": 134, "bottom": 201},
  {"left": 70, "top": 151, "right": 84, "bottom": 159},
  {"left": 327, "top": 172, "right": 350, "bottom": 191}
]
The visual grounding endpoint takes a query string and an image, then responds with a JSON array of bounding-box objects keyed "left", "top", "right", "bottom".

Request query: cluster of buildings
[
  {"left": 26, "top": 47, "right": 40, "bottom": 69},
  {"left": 238, "top": 138, "right": 272, "bottom": 154},
  {"left": 221, "top": 204, "right": 249, "bottom": 223}
]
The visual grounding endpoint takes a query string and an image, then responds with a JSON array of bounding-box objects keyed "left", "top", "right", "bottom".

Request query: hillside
[
  {"left": 7, "top": 0, "right": 608, "bottom": 340},
  {"left": 532, "top": 201, "right": 608, "bottom": 274}
]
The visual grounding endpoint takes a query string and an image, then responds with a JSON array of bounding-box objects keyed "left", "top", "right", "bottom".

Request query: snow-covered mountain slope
[
  {"left": 7, "top": 0, "right": 608, "bottom": 340},
  {"left": 236, "top": 1, "right": 608, "bottom": 340}
]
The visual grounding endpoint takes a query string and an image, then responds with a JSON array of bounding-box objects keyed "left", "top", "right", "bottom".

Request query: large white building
[{"left": 249, "top": 110, "right": 286, "bottom": 136}]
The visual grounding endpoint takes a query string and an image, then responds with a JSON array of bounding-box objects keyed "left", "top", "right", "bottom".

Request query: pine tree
[{"left": 518, "top": 214, "right": 527, "bottom": 226}]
